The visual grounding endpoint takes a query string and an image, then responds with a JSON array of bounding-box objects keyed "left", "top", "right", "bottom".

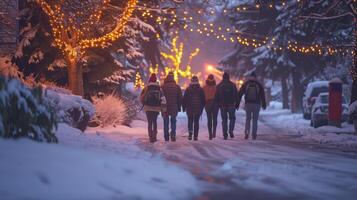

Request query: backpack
[
  {"left": 145, "top": 87, "right": 161, "bottom": 107},
  {"left": 245, "top": 81, "right": 259, "bottom": 102},
  {"left": 220, "top": 82, "right": 235, "bottom": 105}
]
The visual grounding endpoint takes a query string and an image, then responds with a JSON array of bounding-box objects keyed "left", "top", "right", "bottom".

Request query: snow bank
[
  {"left": 0, "top": 123, "right": 200, "bottom": 200},
  {"left": 261, "top": 109, "right": 357, "bottom": 147},
  {"left": 45, "top": 88, "right": 95, "bottom": 131}
]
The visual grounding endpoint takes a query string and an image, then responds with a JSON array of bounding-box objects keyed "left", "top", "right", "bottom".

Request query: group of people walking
[{"left": 140, "top": 71, "right": 266, "bottom": 143}]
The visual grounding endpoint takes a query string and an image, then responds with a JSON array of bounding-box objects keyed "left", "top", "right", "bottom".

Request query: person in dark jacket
[
  {"left": 140, "top": 73, "right": 165, "bottom": 143},
  {"left": 183, "top": 76, "right": 205, "bottom": 141},
  {"left": 203, "top": 74, "right": 219, "bottom": 140},
  {"left": 215, "top": 72, "right": 239, "bottom": 140},
  {"left": 161, "top": 72, "right": 182, "bottom": 142},
  {"left": 237, "top": 71, "right": 266, "bottom": 140}
]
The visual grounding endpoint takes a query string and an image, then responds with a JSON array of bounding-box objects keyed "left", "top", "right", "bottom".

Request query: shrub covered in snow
[
  {"left": 94, "top": 95, "right": 130, "bottom": 127},
  {"left": 45, "top": 87, "right": 95, "bottom": 131},
  {"left": 0, "top": 76, "right": 57, "bottom": 142}
]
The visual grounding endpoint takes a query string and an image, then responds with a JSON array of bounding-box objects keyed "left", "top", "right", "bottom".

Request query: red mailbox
[{"left": 329, "top": 78, "right": 342, "bottom": 127}]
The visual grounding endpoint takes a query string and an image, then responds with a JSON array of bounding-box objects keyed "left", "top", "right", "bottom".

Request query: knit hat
[
  {"left": 206, "top": 74, "right": 216, "bottom": 86},
  {"left": 223, "top": 72, "right": 230, "bottom": 80},
  {"left": 191, "top": 75, "right": 199, "bottom": 83},
  {"left": 148, "top": 73, "right": 157, "bottom": 83},
  {"left": 208, "top": 74, "right": 214, "bottom": 80}
]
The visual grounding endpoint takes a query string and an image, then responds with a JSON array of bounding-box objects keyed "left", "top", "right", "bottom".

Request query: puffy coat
[
  {"left": 183, "top": 83, "right": 205, "bottom": 115},
  {"left": 203, "top": 79, "right": 218, "bottom": 112},
  {"left": 215, "top": 78, "right": 239, "bottom": 108},
  {"left": 140, "top": 82, "right": 163, "bottom": 112},
  {"left": 161, "top": 75, "right": 182, "bottom": 116}
]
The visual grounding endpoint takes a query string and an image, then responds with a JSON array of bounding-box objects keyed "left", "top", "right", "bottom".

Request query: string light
[
  {"left": 134, "top": 72, "right": 145, "bottom": 89},
  {"left": 36, "top": 0, "right": 137, "bottom": 59},
  {"left": 161, "top": 36, "right": 200, "bottom": 83},
  {"left": 138, "top": 7, "right": 355, "bottom": 56}
]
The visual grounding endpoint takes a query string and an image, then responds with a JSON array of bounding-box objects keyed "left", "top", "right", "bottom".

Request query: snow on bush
[
  {"left": 94, "top": 95, "right": 129, "bottom": 127},
  {"left": 0, "top": 76, "right": 57, "bottom": 142},
  {"left": 45, "top": 86, "right": 95, "bottom": 131}
]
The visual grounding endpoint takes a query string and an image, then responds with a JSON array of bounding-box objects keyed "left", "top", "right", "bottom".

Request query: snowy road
[
  {"left": 107, "top": 111, "right": 357, "bottom": 200},
  {"left": 3, "top": 110, "right": 356, "bottom": 200}
]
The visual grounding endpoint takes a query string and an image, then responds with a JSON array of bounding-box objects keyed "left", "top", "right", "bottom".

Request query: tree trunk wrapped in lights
[
  {"left": 161, "top": 36, "right": 200, "bottom": 83},
  {"left": 35, "top": 0, "right": 137, "bottom": 95}
]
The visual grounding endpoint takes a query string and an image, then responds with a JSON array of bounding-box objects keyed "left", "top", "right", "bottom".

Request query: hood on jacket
[
  {"left": 148, "top": 73, "right": 157, "bottom": 83},
  {"left": 164, "top": 73, "right": 176, "bottom": 84},
  {"left": 223, "top": 72, "right": 230, "bottom": 81},
  {"left": 206, "top": 74, "right": 216, "bottom": 86},
  {"left": 147, "top": 82, "right": 160, "bottom": 87}
]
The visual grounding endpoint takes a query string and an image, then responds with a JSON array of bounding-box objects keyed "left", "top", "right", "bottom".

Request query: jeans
[
  {"left": 245, "top": 103, "right": 260, "bottom": 137},
  {"left": 146, "top": 111, "right": 159, "bottom": 142},
  {"left": 188, "top": 114, "right": 200, "bottom": 137},
  {"left": 163, "top": 115, "right": 177, "bottom": 140},
  {"left": 206, "top": 105, "right": 219, "bottom": 137},
  {"left": 220, "top": 107, "right": 236, "bottom": 137}
]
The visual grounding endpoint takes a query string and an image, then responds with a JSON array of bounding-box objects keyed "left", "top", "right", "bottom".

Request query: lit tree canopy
[{"left": 161, "top": 36, "right": 200, "bottom": 82}]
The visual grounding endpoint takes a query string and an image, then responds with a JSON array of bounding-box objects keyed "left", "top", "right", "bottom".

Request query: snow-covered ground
[
  {"left": 261, "top": 101, "right": 357, "bottom": 147},
  {"left": 0, "top": 124, "right": 200, "bottom": 200},
  {"left": 1, "top": 101, "right": 357, "bottom": 200}
]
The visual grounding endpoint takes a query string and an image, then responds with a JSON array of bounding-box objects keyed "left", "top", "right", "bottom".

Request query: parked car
[
  {"left": 302, "top": 81, "right": 329, "bottom": 119},
  {"left": 310, "top": 93, "right": 349, "bottom": 128}
]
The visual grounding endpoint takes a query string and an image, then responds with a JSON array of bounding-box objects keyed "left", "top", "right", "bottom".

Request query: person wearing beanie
[
  {"left": 237, "top": 71, "right": 266, "bottom": 140},
  {"left": 203, "top": 74, "right": 219, "bottom": 140},
  {"left": 182, "top": 76, "right": 205, "bottom": 140},
  {"left": 140, "top": 73, "right": 165, "bottom": 143},
  {"left": 215, "top": 72, "right": 239, "bottom": 140},
  {"left": 161, "top": 71, "right": 182, "bottom": 142}
]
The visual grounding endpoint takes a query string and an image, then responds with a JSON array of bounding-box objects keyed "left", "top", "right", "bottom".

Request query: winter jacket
[
  {"left": 203, "top": 79, "right": 217, "bottom": 101},
  {"left": 183, "top": 83, "right": 205, "bottom": 115},
  {"left": 237, "top": 78, "right": 266, "bottom": 109},
  {"left": 215, "top": 78, "right": 239, "bottom": 108},
  {"left": 161, "top": 75, "right": 182, "bottom": 116},
  {"left": 140, "top": 82, "right": 164, "bottom": 112},
  {"left": 203, "top": 79, "right": 218, "bottom": 112}
]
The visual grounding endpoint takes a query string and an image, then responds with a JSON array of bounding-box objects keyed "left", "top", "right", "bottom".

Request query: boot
[
  {"left": 188, "top": 132, "right": 193, "bottom": 141},
  {"left": 170, "top": 134, "right": 176, "bottom": 142},
  {"left": 209, "top": 134, "right": 213, "bottom": 140},
  {"left": 194, "top": 132, "right": 198, "bottom": 141},
  {"left": 229, "top": 132, "right": 234, "bottom": 138},
  {"left": 252, "top": 134, "right": 257, "bottom": 140},
  {"left": 244, "top": 134, "right": 249, "bottom": 140},
  {"left": 223, "top": 134, "right": 228, "bottom": 140}
]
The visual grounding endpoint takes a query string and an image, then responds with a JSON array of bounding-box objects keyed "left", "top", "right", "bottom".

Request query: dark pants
[
  {"left": 188, "top": 114, "right": 200, "bottom": 138},
  {"left": 206, "top": 103, "right": 219, "bottom": 137},
  {"left": 220, "top": 107, "right": 236, "bottom": 137},
  {"left": 163, "top": 114, "right": 177, "bottom": 141},
  {"left": 245, "top": 103, "right": 260, "bottom": 137},
  {"left": 146, "top": 111, "right": 159, "bottom": 142}
]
